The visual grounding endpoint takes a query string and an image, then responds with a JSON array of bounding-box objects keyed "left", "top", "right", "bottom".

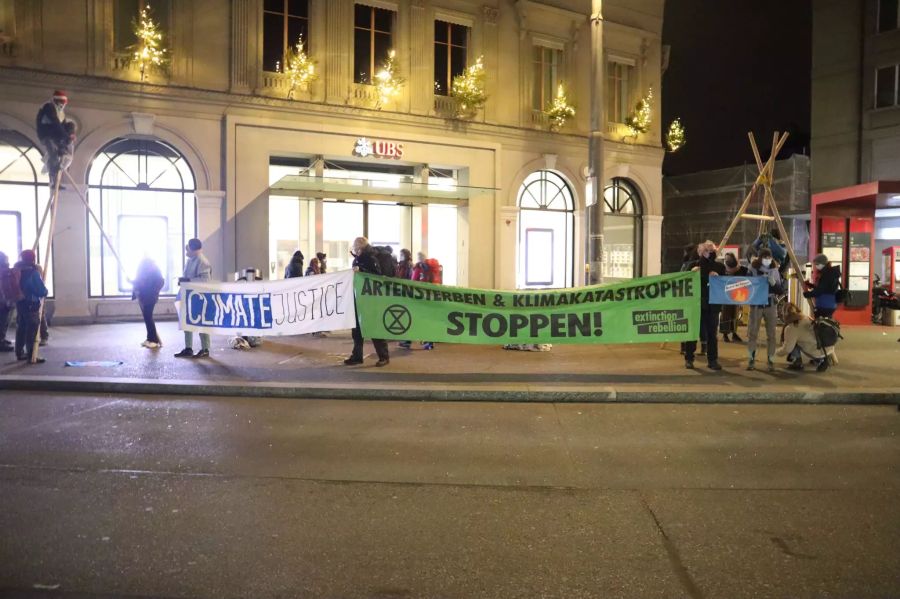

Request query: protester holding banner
[
  {"left": 746, "top": 248, "right": 783, "bottom": 372},
  {"left": 175, "top": 239, "right": 213, "bottom": 359},
  {"left": 346, "top": 237, "right": 390, "bottom": 367},
  {"left": 683, "top": 240, "right": 725, "bottom": 370},
  {"left": 719, "top": 253, "right": 747, "bottom": 343},
  {"left": 396, "top": 249, "right": 413, "bottom": 280}
]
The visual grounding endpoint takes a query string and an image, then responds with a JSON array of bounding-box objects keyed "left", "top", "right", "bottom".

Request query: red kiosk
[{"left": 810, "top": 181, "right": 900, "bottom": 325}]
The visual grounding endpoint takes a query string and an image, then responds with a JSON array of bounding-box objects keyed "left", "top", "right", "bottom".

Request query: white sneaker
[
  {"left": 140, "top": 340, "right": 151, "bottom": 348},
  {"left": 145, "top": 341, "right": 160, "bottom": 349}
]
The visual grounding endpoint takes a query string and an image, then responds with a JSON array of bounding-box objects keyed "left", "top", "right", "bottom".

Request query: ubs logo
[{"left": 354, "top": 137, "right": 404, "bottom": 159}]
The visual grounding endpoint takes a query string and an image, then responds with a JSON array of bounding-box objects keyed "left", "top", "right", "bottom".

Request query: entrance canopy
[{"left": 269, "top": 174, "right": 496, "bottom": 206}]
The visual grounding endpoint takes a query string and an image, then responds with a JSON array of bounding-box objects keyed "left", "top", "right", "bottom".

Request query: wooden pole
[
  {"left": 32, "top": 195, "right": 54, "bottom": 253},
  {"left": 64, "top": 169, "right": 128, "bottom": 277},
  {"left": 30, "top": 171, "right": 62, "bottom": 363}
]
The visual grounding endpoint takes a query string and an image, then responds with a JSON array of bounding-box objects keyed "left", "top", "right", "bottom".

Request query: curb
[{"left": 2, "top": 375, "right": 900, "bottom": 404}]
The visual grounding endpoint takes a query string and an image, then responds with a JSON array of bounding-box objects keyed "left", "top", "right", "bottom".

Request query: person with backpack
[
  {"left": 13, "top": 250, "right": 48, "bottom": 364},
  {"left": 371, "top": 245, "right": 398, "bottom": 280},
  {"left": 803, "top": 253, "right": 840, "bottom": 319},
  {"left": 0, "top": 252, "right": 14, "bottom": 352},
  {"left": 401, "top": 251, "right": 440, "bottom": 350},
  {"left": 776, "top": 304, "right": 830, "bottom": 372},
  {"left": 284, "top": 251, "right": 304, "bottom": 279},
  {"left": 412, "top": 252, "right": 431, "bottom": 283},
  {"left": 174, "top": 238, "right": 213, "bottom": 359},
  {"left": 346, "top": 237, "right": 389, "bottom": 367},
  {"left": 746, "top": 248, "right": 783, "bottom": 372},
  {"left": 683, "top": 240, "right": 725, "bottom": 371},
  {"left": 132, "top": 257, "right": 165, "bottom": 349}
]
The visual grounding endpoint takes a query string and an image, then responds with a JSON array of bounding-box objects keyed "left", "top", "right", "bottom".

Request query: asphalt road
[{"left": 0, "top": 392, "right": 898, "bottom": 599}]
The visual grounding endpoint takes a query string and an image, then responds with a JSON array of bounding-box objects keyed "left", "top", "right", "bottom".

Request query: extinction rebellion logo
[{"left": 383, "top": 304, "right": 412, "bottom": 335}]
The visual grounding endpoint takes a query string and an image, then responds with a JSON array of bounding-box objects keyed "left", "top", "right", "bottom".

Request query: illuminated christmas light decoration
[
  {"left": 624, "top": 87, "right": 653, "bottom": 136},
  {"left": 130, "top": 4, "right": 168, "bottom": 81},
  {"left": 545, "top": 83, "right": 576, "bottom": 131},
  {"left": 285, "top": 35, "right": 317, "bottom": 99},
  {"left": 375, "top": 50, "right": 404, "bottom": 109},
  {"left": 451, "top": 55, "right": 487, "bottom": 118},
  {"left": 666, "top": 118, "right": 686, "bottom": 152}
]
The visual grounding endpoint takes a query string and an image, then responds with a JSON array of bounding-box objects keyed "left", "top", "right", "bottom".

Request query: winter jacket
[
  {"left": 36, "top": 102, "right": 68, "bottom": 141},
  {"left": 411, "top": 261, "right": 430, "bottom": 282},
  {"left": 697, "top": 255, "right": 726, "bottom": 308},
  {"left": 182, "top": 253, "right": 212, "bottom": 282},
  {"left": 396, "top": 259, "right": 413, "bottom": 280},
  {"left": 777, "top": 319, "right": 831, "bottom": 359},
  {"left": 14, "top": 262, "right": 48, "bottom": 304},
  {"left": 352, "top": 247, "right": 381, "bottom": 276},
  {"left": 804, "top": 264, "right": 840, "bottom": 310},
  {"left": 749, "top": 261, "right": 784, "bottom": 300},
  {"left": 285, "top": 259, "right": 304, "bottom": 279},
  {"left": 305, "top": 258, "right": 321, "bottom": 276},
  {"left": 133, "top": 261, "right": 165, "bottom": 304},
  {"left": 752, "top": 235, "right": 788, "bottom": 265}
]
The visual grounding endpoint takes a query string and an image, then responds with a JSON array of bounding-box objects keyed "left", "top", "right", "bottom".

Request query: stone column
[
  {"left": 230, "top": 0, "right": 258, "bottom": 93},
  {"left": 195, "top": 191, "right": 226, "bottom": 281},
  {"left": 325, "top": 0, "right": 350, "bottom": 104},
  {"left": 409, "top": 0, "right": 429, "bottom": 114},
  {"left": 497, "top": 205, "right": 519, "bottom": 290},
  {"left": 481, "top": 6, "right": 499, "bottom": 123}
]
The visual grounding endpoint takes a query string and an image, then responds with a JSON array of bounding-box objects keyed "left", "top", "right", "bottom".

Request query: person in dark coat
[
  {"left": 0, "top": 252, "right": 13, "bottom": 352},
  {"left": 803, "top": 253, "right": 840, "bottom": 319},
  {"left": 719, "top": 253, "right": 748, "bottom": 343},
  {"left": 683, "top": 240, "right": 726, "bottom": 371},
  {"left": 345, "top": 236, "right": 389, "bottom": 367},
  {"left": 35, "top": 90, "right": 74, "bottom": 182},
  {"left": 395, "top": 248, "right": 413, "bottom": 280},
  {"left": 13, "top": 250, "right": 48, "bottom": 364},
  {"left": 284, "top": 251, "right": 304, "bottom": 279},
  {"left": 132, "top": 257, "right": 165, "bottom": 349},
  {"left": 316, "top": 252, "right": 327, "bottom": 274}
]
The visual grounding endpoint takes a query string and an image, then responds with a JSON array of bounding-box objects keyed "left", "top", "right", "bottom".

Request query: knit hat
[
  {"left": 20, "top": 249, "right": 36, "bottom": 264},
  {"left": 813, "top": 253, "right": 828, "bottom": 266},
  {"left": 52, "top": 90, "right": 68, "bottom": 104}
]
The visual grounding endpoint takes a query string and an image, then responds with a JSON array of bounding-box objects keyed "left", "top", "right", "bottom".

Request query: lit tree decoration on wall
[
  {"left": 375, "top": 50, "right": 404, "bottom": 109},
  {"left": 666, "top": 118, "right": 686, "bottom": 152},
  {"left": 130, "top": 4, "right": 168, "bottom": 81},
  {"left": 451, "top": 55, "right": 487, "bottom": 118},
  {"left": 624, "top": 87, "right": 653, "bottom": 136},
  {"left": 545, "top": 83, "right": 576, "bottom": 131},
  {"left": 285, "top": 35, "right": 317, "bottom": 99}
]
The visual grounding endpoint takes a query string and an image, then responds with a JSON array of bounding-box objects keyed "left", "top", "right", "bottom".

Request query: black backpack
[
  {"left": 813, "top": 317, "right": 842, "bottom": 348},
  {"left": 373, "top": 246, "right": 398, "bottom": 278}
]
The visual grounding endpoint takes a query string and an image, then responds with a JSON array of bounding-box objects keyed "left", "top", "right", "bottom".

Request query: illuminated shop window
[
  {"left": 602, "top": 178, "right": 643, "bottom": 281},
  {"left": 517, "top": 170, "right": 575, "bottom": 289},
  {"left": 87, "top": 138, "right": 195, "bottom": 297},
  {"left": 0, "top": 131, "right": 53, "bottom": 294}
]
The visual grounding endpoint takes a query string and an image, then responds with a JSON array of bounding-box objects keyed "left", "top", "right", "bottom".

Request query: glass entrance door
[{"left": 322, "top": 201, "right": 365, "bottom": 272}]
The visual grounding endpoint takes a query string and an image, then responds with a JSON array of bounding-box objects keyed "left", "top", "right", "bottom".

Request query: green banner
[{"left": 354, "top": 271, "right": 700, "bottom": 345}]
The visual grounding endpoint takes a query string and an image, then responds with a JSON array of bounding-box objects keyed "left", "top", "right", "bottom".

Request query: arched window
[
  {"left": 87, "top": 138, "right": 196, "bottom": 297},
  {"left": 516, "top": 170, "right": 575, "bottom": 288},
  {"left": 602, "top": 178, "right": 643, "bottom": 281},
  {"left": 0, "top": 130, "right": 53, "bottom": 293}
]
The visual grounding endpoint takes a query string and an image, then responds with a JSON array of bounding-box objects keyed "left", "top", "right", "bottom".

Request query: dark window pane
[
  {"left": 116, "top": 0, "right": 140, "bottom": 50},
  {"left": 374, "top": 31, "right": 392, "bottom": 66},
  {"left": 434, "top": 44, "right": 449, "bottom": 94},
  {"left": 434, "top": 20, "right": 448, "bottom": 43},
  {"left": 355, "top": 4, "right": 371, "bottom": 28},
  {"left": 533, "top": 59, "right": 543, "bottom": 109},
  {"left": 373, "top": 7, "right": 393, "bottom": 32},
  {"left": 451, "top": 24, "right": 468, "bottom": 47},
  {"left": 354, "top": 28, "right": 371, "bottom": 83},
  {"left": 879, "top": 0, "right": 898, "bottom": 32},
  {"left": 264, "top": 0, "right": 283, "bottom": 13},
  {"left": 263, "top": 12, "right": 285, "bottom": 72},
  {"left": 287, "top": 16, "right": 308, "bottom": 49},
  {"left": 450, "top": 46, "right": 467, "bottom": 79},
  {"left": 288, "top": 0, "right": 308, "bottom": 17},
  {"left": 876, "top": 66, "right": 896, "bottom": 108}
]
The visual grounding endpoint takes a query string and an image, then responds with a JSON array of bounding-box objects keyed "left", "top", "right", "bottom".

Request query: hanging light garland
[
  {"left": 451, "top": 55, "right": 487, "bottom": 118},
  {"left": 130, "top": 4, "right": 168, "bottom": 81},
  {"left": 624, "top": 87, "right": 653, "bottom": 136},
  {"left": 545, "top": 83, "right": 576, "bottom": 131},
  {"left": 285, "top": 35, "right": 317, "bottom": 99},
  {"left": 666, "top": 118, "right": 686, "bottom": 152},
  {"left": 375, "top": 50, "right": 404, "bottom": 109}
]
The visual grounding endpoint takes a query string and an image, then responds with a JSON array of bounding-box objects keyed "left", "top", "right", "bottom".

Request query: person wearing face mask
[
  {"left": 746, "top": 248, "right": 783, "bottom": 371},
  {"left": 345, "top": 237, "right": 389, "bottom": 367},
  {"left": 683, "top": 240, "right": 726, "bottom": 371},
  {"left": 719, "top": 253, "right": 748, "bottom": 343},
  {"left": 803, "top": 254, "right": 840, "bottom": 319}
]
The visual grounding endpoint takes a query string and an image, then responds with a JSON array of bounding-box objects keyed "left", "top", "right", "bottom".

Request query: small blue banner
[{"left": 709, "top": 276, "right": 769, "bottom": 305}]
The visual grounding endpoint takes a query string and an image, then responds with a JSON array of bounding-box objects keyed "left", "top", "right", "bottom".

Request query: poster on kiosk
[{"left": 884, "top": 246, "right": 900, "bottom": 295}]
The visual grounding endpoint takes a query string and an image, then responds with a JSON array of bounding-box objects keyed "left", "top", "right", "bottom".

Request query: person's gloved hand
[{"left": 802, "top": 290, "right": 813, "bottom": 299}]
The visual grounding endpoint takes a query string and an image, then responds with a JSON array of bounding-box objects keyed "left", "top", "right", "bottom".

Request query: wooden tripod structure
[
  {"left": 30, "top": 167, "right": 127, "bottom": 363},
  {"left": 718, "top": 132, "right": 814, "bottom": 312}
]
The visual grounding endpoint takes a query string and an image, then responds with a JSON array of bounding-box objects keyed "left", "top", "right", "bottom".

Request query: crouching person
[
  {"left": 175, "top": 238, "right": 213, "bottom": 359},
  {"left": 776, "top": 305, "right": 831, "bottom": 372}
]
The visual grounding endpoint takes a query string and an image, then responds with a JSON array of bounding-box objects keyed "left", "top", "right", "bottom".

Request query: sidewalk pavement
[{"left": 1, "top": 320, "right": 899, "bottom": 403}]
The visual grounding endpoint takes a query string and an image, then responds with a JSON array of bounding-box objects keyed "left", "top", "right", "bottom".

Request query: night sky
[{"left": 661, "top": 0, "right": 812, "bottom": 176}]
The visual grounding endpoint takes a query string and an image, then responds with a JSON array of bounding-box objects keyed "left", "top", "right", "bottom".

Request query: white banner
[{"left": 177, "top": 270, "right": 356, "bottom": 336}]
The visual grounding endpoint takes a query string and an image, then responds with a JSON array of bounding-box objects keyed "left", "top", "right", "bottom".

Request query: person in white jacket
[
  {"left": 175, "top": 238, "right": 212, "bottom": 359},
  {"left": 776, "top": 305, "right": 832, "bottom": 372}
]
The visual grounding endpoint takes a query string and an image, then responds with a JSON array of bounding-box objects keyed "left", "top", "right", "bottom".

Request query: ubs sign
[{"left": 353, "top": 137, "right": 404, "bottom": 159}]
